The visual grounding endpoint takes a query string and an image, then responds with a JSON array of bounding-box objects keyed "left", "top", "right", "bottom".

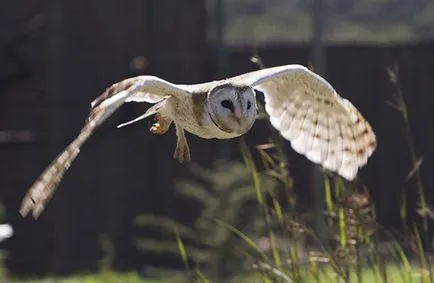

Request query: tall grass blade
[
  {"left": 393, "top": 240, "right": 413, "bottom": 283},
  {"left": 413, "top": 224, "right": 428, "bottom": 282},
  {"left": 214, "top": 218, "right": 269, "bottom": 262},
  {"left": 195, "top": 270, "right": 211, "bottom": 283},
  {"left": 268, "top": 232, "right": 282, "bottom": 269},
  {"left": 339, "top": 208, "right": 347, "bottom": 249},
  {"left": 241, "top": 139, "right": 264, "bottom": 206},
  {"left": 175, "top": 230, "right": 189, "bottom": 267},
  {"left": 323, "top": 174, "right": 334, "bottom": 226}
]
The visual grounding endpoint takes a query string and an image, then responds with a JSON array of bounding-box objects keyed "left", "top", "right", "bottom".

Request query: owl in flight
[{"left": 20, "top": 64, "right": 376, "bottom": 218}]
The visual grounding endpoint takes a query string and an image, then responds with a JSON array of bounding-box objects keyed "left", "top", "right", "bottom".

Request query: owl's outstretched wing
[
  {"left": 229, "top": 64, "right": 376, "bottom": 180},
  {"left": 20, "top": 76, "right": 189, "bottom": 219}
]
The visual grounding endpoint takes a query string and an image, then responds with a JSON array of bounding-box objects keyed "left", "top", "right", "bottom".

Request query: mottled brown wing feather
[
  {"left": 91, "top": 78, "right": 137, "bottom": 108},
  {"left": 20, "top": 76, "right": 189, "bottom": 218},
  {"left": 229, "top": 64, "right": 376, "bottom": 180},
  {"left": 20, "top": 122, "right": 95, "bottom": 218}
]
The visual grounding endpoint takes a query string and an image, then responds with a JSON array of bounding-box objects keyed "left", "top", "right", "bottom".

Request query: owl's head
[{"left": 207, "top": 83, "right": 257, "bottom": 135}]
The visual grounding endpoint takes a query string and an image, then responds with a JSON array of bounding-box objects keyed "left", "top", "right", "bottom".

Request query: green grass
[
  {"left": 12, "top": 263, "right": 427, "bottom": 283},
  {"left": 235, "top": 263, "right": 430, "bottom": 283}
]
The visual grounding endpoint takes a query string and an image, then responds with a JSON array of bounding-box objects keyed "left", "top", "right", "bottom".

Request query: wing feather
[
  {"left": 299, "top": 106, "right": 316, "bottom": 154},
  {"left": 305, "top": 108, "right": 323, "bottom": 164},
  {"left": 230, "top": 64, "right": 376, "bottom": 180},
  {"left": 20, "top": 76, "right": 189, "bottom": 218},
  {"left": 288, "top": 100, "right": 311, "bottom": 153}
]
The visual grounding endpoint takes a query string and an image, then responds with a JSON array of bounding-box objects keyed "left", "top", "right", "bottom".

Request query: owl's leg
[
  {"left": 173, "top": 123, "right": 191, "bottom": 163},
  {"left": 150, "top": 113, "right": 172, "bottom": 135}
]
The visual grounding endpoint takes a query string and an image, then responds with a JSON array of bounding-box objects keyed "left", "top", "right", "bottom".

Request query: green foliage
[{"left": 135, "top": 160, "right": 280, "bottom": 281}]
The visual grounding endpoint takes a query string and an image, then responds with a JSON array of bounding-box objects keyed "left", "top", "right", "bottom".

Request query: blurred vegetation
[
  {"left": 135, "top": 160, "right": 280, "bottom": 281},
  {"left": 6, "top": 265, "right": 431, "bottom": 283},
  {"left": 207, "top": 0, "right": 434, "bottom": 44}
]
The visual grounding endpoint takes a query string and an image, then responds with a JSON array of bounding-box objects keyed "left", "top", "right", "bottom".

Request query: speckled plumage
[{"left": 20, "top": 64, "right": 376, "bottom": 219}]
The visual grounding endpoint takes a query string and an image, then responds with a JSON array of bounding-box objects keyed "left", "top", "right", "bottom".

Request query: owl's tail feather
[{"left": 19, "top": 122, "right": 96, "bottom": 219}]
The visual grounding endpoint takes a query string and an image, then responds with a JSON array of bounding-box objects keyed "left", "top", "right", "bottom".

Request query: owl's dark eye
[
  {"left": 221, "top": 99, "right": 234, "bottom": 113},
  {"left": 247, "top": 100, "right": 252, "bottom": 110}
]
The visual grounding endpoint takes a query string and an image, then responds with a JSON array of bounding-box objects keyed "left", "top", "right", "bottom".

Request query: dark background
[{"left": 1, "top": 0, "right": 434, "bottom": 276}]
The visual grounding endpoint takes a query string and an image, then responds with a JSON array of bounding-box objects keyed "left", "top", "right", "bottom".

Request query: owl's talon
[
  {"left": 149, "top": 114, "right": 170, "bottom": 135},
  {"left": 150, "top": 123, "right": 164, "bottom": 134}
]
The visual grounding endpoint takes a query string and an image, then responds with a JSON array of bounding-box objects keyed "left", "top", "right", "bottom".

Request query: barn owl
[{"left": 20, "top": 64, "right": 376, "bottom": 218}]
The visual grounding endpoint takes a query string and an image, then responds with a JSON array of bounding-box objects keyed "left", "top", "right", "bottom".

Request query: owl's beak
[{"left": 232, "top": 114, "right": 242, "bottom": 125}]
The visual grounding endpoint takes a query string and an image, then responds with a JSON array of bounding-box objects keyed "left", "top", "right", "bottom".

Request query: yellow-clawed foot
[
  {"left": 150, "top": 123, "right": 163, "bottom": 134},
  {"left": 149, "top": 113, "right": 170, "bottom": 135}
]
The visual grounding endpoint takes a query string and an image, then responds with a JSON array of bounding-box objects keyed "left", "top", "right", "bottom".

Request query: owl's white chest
[{"left": 160, "top": 95, "right": 242, "bottom": 139}]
